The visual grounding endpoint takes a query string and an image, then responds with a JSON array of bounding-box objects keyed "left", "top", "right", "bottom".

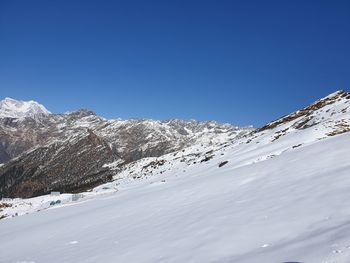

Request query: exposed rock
[{"left": 218, "top": 161, "right": 228, "bottom": 167}]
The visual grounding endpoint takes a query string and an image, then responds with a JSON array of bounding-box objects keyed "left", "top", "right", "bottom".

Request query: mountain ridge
[
  {"left": 0, "top": 98, "right": 251, "bottom": 198},
  {"left": 0, "top": 91, "right": 349, "bottom": 198}
]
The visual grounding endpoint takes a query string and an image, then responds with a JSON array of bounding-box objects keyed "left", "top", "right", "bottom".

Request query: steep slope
[{"left": 0, "top": 91, "right": 350, "bottom": 263}]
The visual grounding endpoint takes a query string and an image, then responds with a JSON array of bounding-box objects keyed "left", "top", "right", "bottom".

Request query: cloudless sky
[{"left": 0, "top": 0, "right": 349, "bottom": 126}]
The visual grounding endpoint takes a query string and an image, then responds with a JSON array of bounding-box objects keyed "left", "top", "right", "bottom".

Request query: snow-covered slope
[
  {"left": 0, "top": 97, "right": 51, "bottom": 119},
  {"left": 0, "top": 91, "right": 350, "bottom": 262},
  {"left": 1, "top": 130, "right": 350, "bottom": 262}
]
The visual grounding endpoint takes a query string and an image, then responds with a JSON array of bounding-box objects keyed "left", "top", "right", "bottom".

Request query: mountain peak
[
  {"left": 64, "top": 108, "right": 96, "bottom": 118},
  {"left": 0, "top": 97, "right": 51, "bottom": 119}
]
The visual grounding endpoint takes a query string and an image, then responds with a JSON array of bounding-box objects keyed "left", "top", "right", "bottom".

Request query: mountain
[
  {"left": 0, "top": 90, "right": 350, "bottom": 263},
  {"left": 0, "top": 98, "right": 252, "bottom": 198},
  {"left": 0, "top": 97, "right": 50, "bottom": 119},
  {"left": 103, "top": 90, "right": 350, "bottom": 185}
]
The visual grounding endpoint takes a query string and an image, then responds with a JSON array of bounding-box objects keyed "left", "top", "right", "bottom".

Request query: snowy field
[{"left": 1, "top": 131, "right": 350, "bottom": 263}]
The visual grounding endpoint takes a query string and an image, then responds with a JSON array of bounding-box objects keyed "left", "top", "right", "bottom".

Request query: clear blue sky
[{"left": 1, "top": 0, "right": 349, "bottom": 126}]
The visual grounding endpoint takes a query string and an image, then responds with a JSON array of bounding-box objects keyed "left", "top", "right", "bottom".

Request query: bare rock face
[{"left": 0, "top": 98, "right": 250, "bottom": 198}]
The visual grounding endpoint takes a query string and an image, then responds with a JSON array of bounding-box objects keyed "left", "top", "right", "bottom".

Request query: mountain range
[
  {"left": 1, "top": 91, "right": 350, "bottom": 199},
  {"left": 0, "top": 97, "right": 251, "bottom": 198},
  {"left": 1, "top": 90, "right": 350, "bottom": 262}
]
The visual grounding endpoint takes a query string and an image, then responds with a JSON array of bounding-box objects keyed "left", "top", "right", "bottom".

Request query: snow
[
  {"left": 1, "top": 92, "right": 350, "bottom": 262},
  {"left": 1, "top": 129, "right": 350, "bottom": 262},
  {"left": 0, "top": 97, "right": 51, "bottom": 119}
]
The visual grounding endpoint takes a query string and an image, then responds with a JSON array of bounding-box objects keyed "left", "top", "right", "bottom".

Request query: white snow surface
[
  {"left": 1, "top": 91, "right": 350, "bottom": 262},
  {"left": 0, "top": 97, "right": 50, "bottom": 119},
  {"left": 1, "top": 133, "right": 350, "bottom": 262}
]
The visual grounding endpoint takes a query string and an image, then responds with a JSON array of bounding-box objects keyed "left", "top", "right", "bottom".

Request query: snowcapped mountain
[
  {"left": 0, "top": 99, "right": 251, "bottom": 197},
  {"left": 0, "top": 97, "right": 51, "bottom": 119},
  {"left": 0, "top": 90, "right": 350, "bottom": 262},
  {"left": 105, "top": 90, "right": 350, "bottom": 183}
]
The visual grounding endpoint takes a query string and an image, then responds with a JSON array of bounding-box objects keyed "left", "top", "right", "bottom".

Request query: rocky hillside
[{"left": 0, "top": 99, "right": 251, "bottom": 198}]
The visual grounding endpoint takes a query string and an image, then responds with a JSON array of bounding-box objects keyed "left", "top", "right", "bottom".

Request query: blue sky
[{"left": 0, "top": 0, "right": 349, "bottom": 126}]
